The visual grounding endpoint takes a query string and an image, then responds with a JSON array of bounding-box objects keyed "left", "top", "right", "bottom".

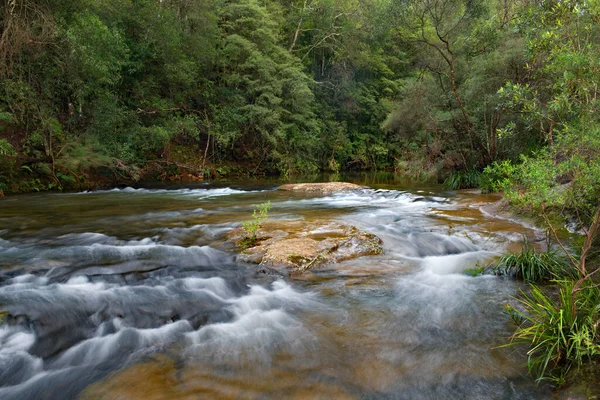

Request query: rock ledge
[
  {"left": 277, "top": 182, "right": 365, "bottom": 193},
  {"left": 227, "top": 219, "right": 382, "bottom": 273}
]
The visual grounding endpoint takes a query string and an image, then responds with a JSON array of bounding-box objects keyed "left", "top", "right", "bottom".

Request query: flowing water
[{"left": 0, "top": 178, "right": 558, "bottom": 399}]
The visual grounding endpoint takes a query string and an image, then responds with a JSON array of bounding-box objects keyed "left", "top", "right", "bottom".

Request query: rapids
[{"left": 0, "top": 179, "right": 555, "bottom": 399}]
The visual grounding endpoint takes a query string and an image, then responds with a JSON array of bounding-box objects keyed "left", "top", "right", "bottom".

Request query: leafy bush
[
  {"left": 0, "top": 139, "right": 16, "bottom": 157},
  {"left": 494, "top": 240, "right": 570, "bottom": 282},
  {"left": 504, "top": 280, "right": 600, "bottom": 383},
  {"left": 479, "top": 160, "right": 518, "bottom": 194}
]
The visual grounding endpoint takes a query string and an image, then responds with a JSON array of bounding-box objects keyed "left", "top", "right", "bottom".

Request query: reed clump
[{"left": 493, "top": 240, "right": 571, "bottom": 283}]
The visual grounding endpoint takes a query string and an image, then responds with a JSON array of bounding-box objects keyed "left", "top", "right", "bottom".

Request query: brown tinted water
[{"left": 0, "top": 177, "right": 556, "bottom": 399}]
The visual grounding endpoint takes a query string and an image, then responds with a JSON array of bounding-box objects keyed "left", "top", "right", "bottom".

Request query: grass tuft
[
  {"left": 493, "top": 240, "right": 570, "bottom": 283},
  {"left": 504, "top": 280, "right": 600, "bottom": 383},
  {"left": 444, "top": 169, "right": 481, "bottom": 190}
]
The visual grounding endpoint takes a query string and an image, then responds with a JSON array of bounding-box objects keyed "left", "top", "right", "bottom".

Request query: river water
[{"left": 0, "top": 178, "right": 556, "bottom": 399}]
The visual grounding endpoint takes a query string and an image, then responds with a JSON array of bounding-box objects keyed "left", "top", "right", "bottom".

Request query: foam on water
[
  {"left": 54, "top": 320, "right": 193, "bottom": 368},
  {"left": 282, "top": 189, "right": 442, "bottom": 210},
  {"left": 0, "top": 233, "right": 233, "bottom": 273},
  {"left": 78, "top": 186, "right": 263, "bottom": 198},
  {"left": 0, "top": 273, "right": 317, "bottom": 399},
  {"left": 420, "top": 251, "right": 496, "bottom": 275},
  {"left": 186, "top": 280, "right": 318, "bottom": 367}
]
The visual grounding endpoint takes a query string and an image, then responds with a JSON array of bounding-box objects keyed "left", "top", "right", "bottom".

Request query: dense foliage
[
  {"left": 1, "top": 0, "right": 597, "bottom": 192},
  {"left": 0, "top": 0, "right": 403, "bottom": 191},
  {"left": 0, "top": 0, "right": 547, "bottom": 191}
]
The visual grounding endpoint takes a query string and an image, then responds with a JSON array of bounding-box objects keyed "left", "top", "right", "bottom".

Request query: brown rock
[
  {"left": 263, "top": 238, "right": 320, "bottom": 266},
  {"left": 226, "top": 219, "right": 383, "bottom": 273},
  {"left": 277, "top": 182, "right": 366, "bottom": 193}
]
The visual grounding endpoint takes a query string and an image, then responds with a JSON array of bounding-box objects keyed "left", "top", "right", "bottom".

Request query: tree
[
  {"left": 213, "top": 0, "right": 319, "bottom": 173},
  {"left": 496, "top": 0, "right": 600, "bottom": 309}
]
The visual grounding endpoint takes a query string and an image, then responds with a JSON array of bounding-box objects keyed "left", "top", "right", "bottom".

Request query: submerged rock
[
  {"left": 277, "top": 182, "right": 365, "bottom": 193},
  {"left": 227, "top": 220, "right": 383, "bottom": 273}
]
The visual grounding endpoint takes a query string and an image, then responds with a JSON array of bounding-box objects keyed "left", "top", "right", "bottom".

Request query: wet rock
[
  {"left": 277, "top": 182, "right": 366, "bottom": 193},
  {"left": 227, "top": 220, "right": 383, "bottom": 273}
]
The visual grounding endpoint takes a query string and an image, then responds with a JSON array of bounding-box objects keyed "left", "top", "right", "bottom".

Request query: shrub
[
  {"left": 479, "top": 160, "right": 518, "bottom": 194},
  {"left": 0, "top": 139, "right": 16, "bottom": 157}
]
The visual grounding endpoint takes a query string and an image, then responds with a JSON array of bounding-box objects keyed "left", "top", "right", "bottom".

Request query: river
[{"left": 0, "top": 177, "right": 557, "bottom": 399}]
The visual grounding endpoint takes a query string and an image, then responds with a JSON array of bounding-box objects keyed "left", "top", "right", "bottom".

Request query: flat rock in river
[
  {"left": 226, "top": 220, "right": 382, "bottom": 273},
  {"left": 277, "top": 182, "right": 366, "bottom": 193}
]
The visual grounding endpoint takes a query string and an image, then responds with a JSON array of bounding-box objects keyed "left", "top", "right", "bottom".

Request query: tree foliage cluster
[
  {"left": 0, "top": 0, "right": 599, "bottom": 201},
  {"left": 0, "top": 0, "right": 406, "bottom": 191}
]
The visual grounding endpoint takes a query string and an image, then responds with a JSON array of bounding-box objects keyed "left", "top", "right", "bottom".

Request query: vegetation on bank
[
  {"left": 435, "top": 0, "right": 600, "bottom": 384},
  {"left": 493, "top": 241, "right": 572, "bottom": 283},
  {"left": 505, "top": 280, "right": 600, "bottom": 385},
  {"left": 487, "top": 0, "right": 600, "bottom": 384}
]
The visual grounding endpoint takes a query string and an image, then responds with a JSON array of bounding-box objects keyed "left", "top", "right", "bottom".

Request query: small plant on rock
[{"left": 241, "top": 201, "right": 271, "bottom": 247}]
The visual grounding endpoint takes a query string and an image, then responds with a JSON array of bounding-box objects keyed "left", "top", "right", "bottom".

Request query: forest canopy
[{"left": 0, "top": 0, "right": 598, "bottom": 196}]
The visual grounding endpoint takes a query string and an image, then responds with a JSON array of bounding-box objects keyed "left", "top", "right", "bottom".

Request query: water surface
[{"left": 0, "top": 179, "right": 553, "bottom": 399}]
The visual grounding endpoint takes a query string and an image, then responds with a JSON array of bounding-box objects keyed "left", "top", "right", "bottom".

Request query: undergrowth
[
  {"left": 493, "top": 240, "right": 571, "bottom": 282},
  {"left": 444, "top": 169, "right": 481, "bottom": 190},
  {"left": 504, "top": 280, "right": 600, "bottom": 384}
]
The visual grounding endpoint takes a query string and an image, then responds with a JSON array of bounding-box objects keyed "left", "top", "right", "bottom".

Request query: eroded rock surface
[
  {"left": 227, "top": 220, "right": 382, "bottom": 273},
  {"left": 277, "top": 182, "right": 365, "bottom": 193}
]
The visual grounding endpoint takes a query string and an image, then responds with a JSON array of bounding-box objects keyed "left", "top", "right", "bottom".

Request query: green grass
[
  {"left": 493, "top": 240, "right": 570, "bottom": 283},
  {"left": 504, "top": 280, "right": 600, "bottom": 383},
  {"left": 444, "top": 169, "right": 481, "bottom": 190}
]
